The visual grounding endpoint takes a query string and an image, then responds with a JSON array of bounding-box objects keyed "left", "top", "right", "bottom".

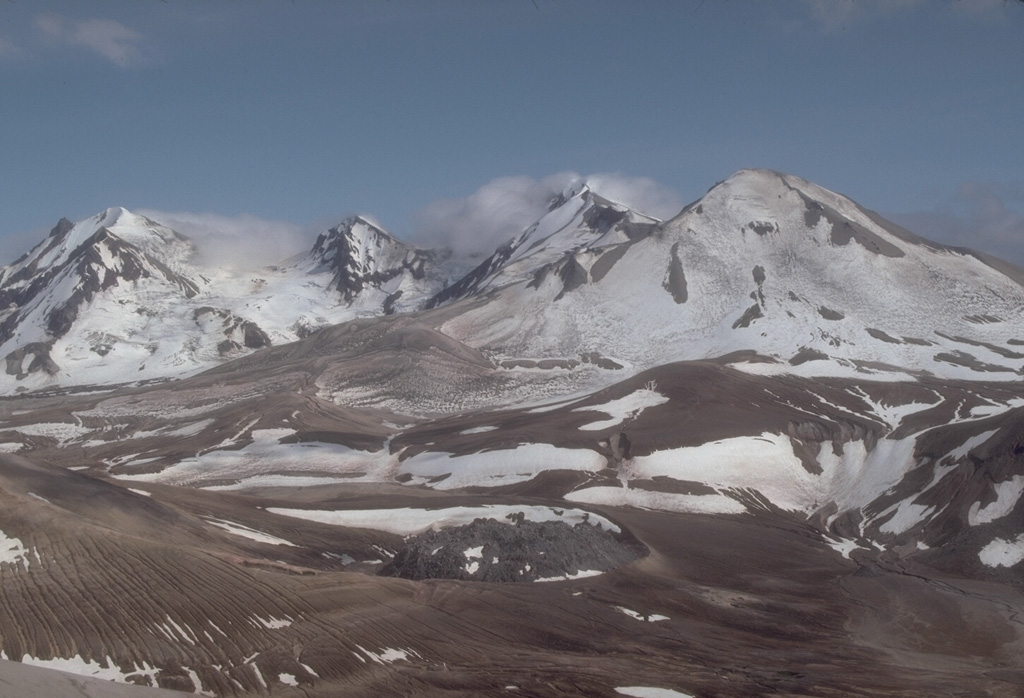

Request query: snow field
[
  {"left": 0, "top": 529, "right": 32, "bottom": 568},
  {"left": 354, "top": 645, "right": 420, "bottom": 665},
  {"left": 534, "top": 569, "right": 604, "bottom": 583},
  {"left": 13, "top": 653, "right": 159, "bottom": 687},
  {"left": 979, "top": 533, "right": 1024, "bottom": 568},
  {"left": 266, "top": 504, "right": 619, "bottom": 536},
  {"left": 615, "top": 607, "right": 669, "bottom": 622},
  {"left": 204, "top": 518, "right": 298, "bottom": 547},
  {"left": 615, "top": 687, "right": 694, "bottom": 698},
  {"left": 565, "top": 486, "right": 746, "bottom": 516},
  {"left": 398, "top": 443, "right": 606, "bottom": 489},
  {"left": 574, "top": 388, "right": 669, "bottom": 431},
  {"left": 969, "top": 476, "right": 1024, "bottom": 526},
  {"left": 115, "top": 429, "right": 391, "bottom": 487}
]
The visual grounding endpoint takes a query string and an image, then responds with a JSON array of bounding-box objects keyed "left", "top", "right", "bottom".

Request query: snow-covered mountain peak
[
  {"left": 439, "top": 169, "right": 1024, "bottom": 384},
  {"left": 427, "top": 180, "right": 661, "bottom": 308},
  {"left": 309, "top": 215, "right": 396, "bottom": 267},
  {"left": 302, "top": 216, "right": 444, "bottom": 311}
]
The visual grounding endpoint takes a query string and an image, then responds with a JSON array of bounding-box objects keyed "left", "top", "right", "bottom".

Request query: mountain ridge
[{"left": 2, "top": 169, "right": 1022, "bottom": 394}]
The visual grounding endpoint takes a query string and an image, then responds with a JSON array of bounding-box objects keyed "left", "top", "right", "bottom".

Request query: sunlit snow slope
[{"left": 439, "top": 169, "right": 1024, "bottom": 382}]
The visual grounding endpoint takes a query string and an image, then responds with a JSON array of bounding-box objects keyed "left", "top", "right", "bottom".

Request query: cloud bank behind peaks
[
  {"left": 888, "top": 181, "right": 1024, "bottom": 268},
  {"left": 413, "top": 172, "right": 684, "bottom": 260},
  {"left": 139, "top": 210, "right": 313, "bottom": 271}
]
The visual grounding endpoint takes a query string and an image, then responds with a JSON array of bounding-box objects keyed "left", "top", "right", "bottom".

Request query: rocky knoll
[{"left": 381, "top": 517, "right": 644, "bottom": 582}]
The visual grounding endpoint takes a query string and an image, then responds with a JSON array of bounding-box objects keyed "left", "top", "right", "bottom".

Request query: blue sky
[{"left": 1, "top": 0, "right": 1023, "bottom": 266}]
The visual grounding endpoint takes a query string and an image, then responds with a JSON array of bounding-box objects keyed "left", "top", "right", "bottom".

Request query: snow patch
[
  {"left": 945, "top": 429, "right": 999, "bottom": 462},
  {"left": 0, "top": 529, "right": 32, "bottom": 569},
  {"left": 574, "top": 388, "right": 669, "bottom": 431},
  {"left": 616, "top": 688, "right": 694, "bottom": 698},
  {"left": 969, "top": 476, "right": 1024, "bottom": 526},
  {"left": 823, "top": 535, "right": 867, "bottom": 559},
  {"left": 0, "top": 422, "right": 91, "bottom": 444},
  {"left": 566, "top": 486, "right": 746, "bottom": 515},
  {"left": 627, "top": 433, "right": 817, "bottom": 512},
  {"left": 254, "top": 615, "right": 292, "bottom": 629},
  {"left": 17, "top": 654, "right": 158, "bottom": 686},
  {"left": 398, "top": 443, "right": 606, "bottom": 490},
  {"left": 266, "top": 504, "right": 619, "bottom": 536},
  {"left": 459, "top": 426, "right": 499, "bottom": 435},
  {"left": 616, "top": 607, "right": 669, "bottom": 622},
  {"left": 356, "top": 645, "right": 419, "bottom": 664},
  {"left": 979, "top": 533, "right": 1024, "bottom": 568},
  {"left": 205, "top": 518, "right": 298, "bottom": 546},
  {"left": 535, "top": 569, "right": 604, "bottom": 583}
]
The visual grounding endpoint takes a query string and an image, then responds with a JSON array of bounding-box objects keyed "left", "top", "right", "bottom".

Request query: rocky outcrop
[{"left": 380, "top": 518, "right": 643, "bottom": 582}]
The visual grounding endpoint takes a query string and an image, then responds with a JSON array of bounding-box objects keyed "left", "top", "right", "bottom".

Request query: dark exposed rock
[
  {"left": 787, "top": 184, "right": 904, "bottom": 258},
  {"left": 194, "top": 307, "right": 271, "bottom": 354},
  {"left": 598, "top": 431, "right": 633, "bottom": 465},
  {"left": 902, "top": 335, "right": 933, "bottom": 346},
  {"left": 583, "top": 202, "right": 627, "bottom": 233},
  {"left": 383, "top": 290, "right": 403, "bottom": 315},
  {"left": 380, "top": 517, "right": 643, "bottom": 583},
  {"left": 933, "top": 350, "right": 1016, "bottom": 373},
  {"left": 553, "top": 256, "right": 588, "bottom": 301},
  {"left": 790, "top": 347, "right": 829, "bottom": 365},
  {"left": 964, "top": 314, "right": 1003, "bottom": 325},
  {"left": 628, "top": 477, "right": 717, "bottom": 496},
  {"left": 590, "top": 243, "right": 630, "bottom": 283},
  {"left": 662, "top": 242, "right": 688, "bottom": 304},
  {"left": 934, "top": 330, "right": 1024, "bottom": 359},
  {"left": 867, "top": 328, "right": 902, "bottom": 344},
  {"left": 747, "top": 221, "right": 778, "bottom": 236},
  {"left": 241, "top": 322, "right": 271, "bottom": 349},
  {"left": 732, "top": 303, "right": 763, "bottom": 329},
  {"left": 5, "top": 343, "right": 58, "bottom": 378},
  {"left": 580, "top": 352, "right": 624, "bottom": 370},
  {"left": 818, "top": 306, "right": 845, "bottom": 321}
]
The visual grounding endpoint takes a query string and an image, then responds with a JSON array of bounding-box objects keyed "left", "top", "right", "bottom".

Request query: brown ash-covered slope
[{"left": 1, "top": 170, "right": 1024, "bottom": 696}]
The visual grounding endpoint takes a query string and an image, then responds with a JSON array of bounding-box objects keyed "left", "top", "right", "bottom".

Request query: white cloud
[
  {"left": 584, "top": 173, "right": 685, "bottom": 220},
  {"left": 412, "top": 172, "right": 683, "bottom": 260},
  {"left": 412, "top": 173, "right": 578, "bottom": 260},
  {"left": 35, "top": 13, "right": 148, "bottom": 67},
  {"left": 0, "top": 37, "right": 21, "bottom": 58},
  {"left": 138, "top": 210, "right": 315, "bottom": 270},
  {"left": 799, "top": 0, "right": 927, "bottom": 31},
  {"left": 888, "top": 182, "right": 1024, "bottom": 268}
]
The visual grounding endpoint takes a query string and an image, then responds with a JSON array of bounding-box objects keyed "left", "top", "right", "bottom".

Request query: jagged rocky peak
[
  {"left": 427, "top": 180, "right": 661, "bottom": 308},
  {"left": 308, "top": 215, "right": 437, "bottom": 303}
]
